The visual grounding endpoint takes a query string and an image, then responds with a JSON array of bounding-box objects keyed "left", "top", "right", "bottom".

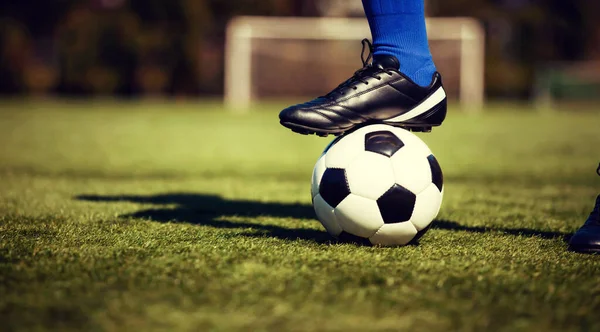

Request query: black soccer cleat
[
  {"left": 279, "top": 39, "right": 447, "bottom": 137},
  {"left": 568, "top": 164, "right": 600, "bottom": 254}
]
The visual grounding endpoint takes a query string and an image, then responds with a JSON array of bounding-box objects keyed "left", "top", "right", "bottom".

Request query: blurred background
[{"left": 1, "top": 0, "right": 599, "bottom": 105}]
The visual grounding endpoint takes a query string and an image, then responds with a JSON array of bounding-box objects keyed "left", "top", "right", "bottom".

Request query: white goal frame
[{"left": 225, "top": 16, "right": 485, "bottom": 112}]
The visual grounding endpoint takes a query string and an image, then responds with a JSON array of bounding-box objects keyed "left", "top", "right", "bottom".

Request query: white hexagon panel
[{"left": 345, "top": 151, "right": 395, "bottom": 200}]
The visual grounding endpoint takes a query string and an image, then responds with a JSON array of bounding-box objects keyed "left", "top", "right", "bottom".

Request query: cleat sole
[
  {"left": 568, "top": 245, "right": 600, "bottom": 254},
  {"left": 281, "top": 122, "right": 346, "bottom": 137},
  {"left": 281, "top": 121, "right": 440, "bottom": 137}
]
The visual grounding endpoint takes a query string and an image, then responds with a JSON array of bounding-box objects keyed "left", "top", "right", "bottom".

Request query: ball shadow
[
  {"left": 76, "top": 193, "right": 571, "bottom": 245},
  {"left": 433, "top": 219, "right": 570, "bottom": 242},
  {"left": 76, "top": 193, "right": 333, "bottom": 244}
]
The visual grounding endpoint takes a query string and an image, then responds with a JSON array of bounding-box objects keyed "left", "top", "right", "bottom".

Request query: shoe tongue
[{"left": 372, "top": 54, "right": 400, "bottom": 70}]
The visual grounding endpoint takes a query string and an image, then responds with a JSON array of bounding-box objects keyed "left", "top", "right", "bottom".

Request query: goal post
[{"left": 225, "top": 16, "right": 485, "bottom": 112}]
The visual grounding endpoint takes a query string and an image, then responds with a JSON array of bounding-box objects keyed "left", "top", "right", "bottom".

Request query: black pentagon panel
[
  {"left": 319, "top": 168, "right": 351, "bottom": 208},
  {"left": 427, "top": 155, "right": 443, "bottom": 191},
  {"left": 338, "top": 231, "right": 372, "bottom": 246},
  {"left": 364, "top": 131, "right": 405, "bottom": 157},
  {"left": 376, "top": 184, "right": 416, "bottom": 224}
]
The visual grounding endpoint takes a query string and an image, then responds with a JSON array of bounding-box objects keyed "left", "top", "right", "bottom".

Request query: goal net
[{"left": 225, "top": 16, "right": 484, "bottom": 112}]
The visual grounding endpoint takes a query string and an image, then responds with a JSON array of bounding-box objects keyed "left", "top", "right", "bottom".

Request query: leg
[
  {"left": 363, "top": 0, "right": 436, "bottom": 86},
  {"left": 279, "top": 0, "right": 446, "bottom": 137}
]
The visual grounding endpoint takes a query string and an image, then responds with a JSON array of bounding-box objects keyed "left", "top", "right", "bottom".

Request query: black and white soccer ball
[{"left": 311, "top": 124, "right": 443, "bottom": 246}]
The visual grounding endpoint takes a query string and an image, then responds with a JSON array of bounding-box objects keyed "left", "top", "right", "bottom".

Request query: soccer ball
[{"left": 311, "top": 124, "right": 443, "bottom": 246}]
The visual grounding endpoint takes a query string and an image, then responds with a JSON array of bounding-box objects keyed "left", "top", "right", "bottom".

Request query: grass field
[{"left": 0, "top": 100, "right": 599, "bottom": 331}]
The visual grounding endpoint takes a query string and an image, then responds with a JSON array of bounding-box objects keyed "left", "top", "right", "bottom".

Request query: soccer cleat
[
  {"left": 279, "top": 39, "right": 447, "bottom": 137},
  {"left": 568, "top": 164, "right": 600, "bottom": 254}
]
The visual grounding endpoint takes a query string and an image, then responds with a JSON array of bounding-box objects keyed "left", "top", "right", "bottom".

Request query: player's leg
[
  {"left": 568, "top": 164, "right": 600, "bottom": 253},
  {"left": 279, "top": 0, "right": 446, "bottom": 137}
]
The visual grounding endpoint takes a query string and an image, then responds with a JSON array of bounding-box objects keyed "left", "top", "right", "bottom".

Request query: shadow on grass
[
  {"left": 434, "top": 220, "right": 570, "bottom": 241},
  {"left": 76, "top": 193, "right": 570, "bottom": 245},
  {"left": 77, "top": 193, "right": 332, "bottom": 244}
]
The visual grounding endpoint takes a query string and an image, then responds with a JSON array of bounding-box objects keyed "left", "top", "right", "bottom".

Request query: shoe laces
[{"left": 326, "top": 39, "right": 394, "bottom": 96}]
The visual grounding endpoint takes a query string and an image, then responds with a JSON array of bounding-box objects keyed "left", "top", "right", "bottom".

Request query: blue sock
[{"left": 362, "top": 0, "right": 437, "bottom": 87}]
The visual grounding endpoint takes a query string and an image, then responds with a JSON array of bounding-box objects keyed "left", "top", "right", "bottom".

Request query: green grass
[{"left": 0, "top": 100, "right": 599, "bottom": 331}]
